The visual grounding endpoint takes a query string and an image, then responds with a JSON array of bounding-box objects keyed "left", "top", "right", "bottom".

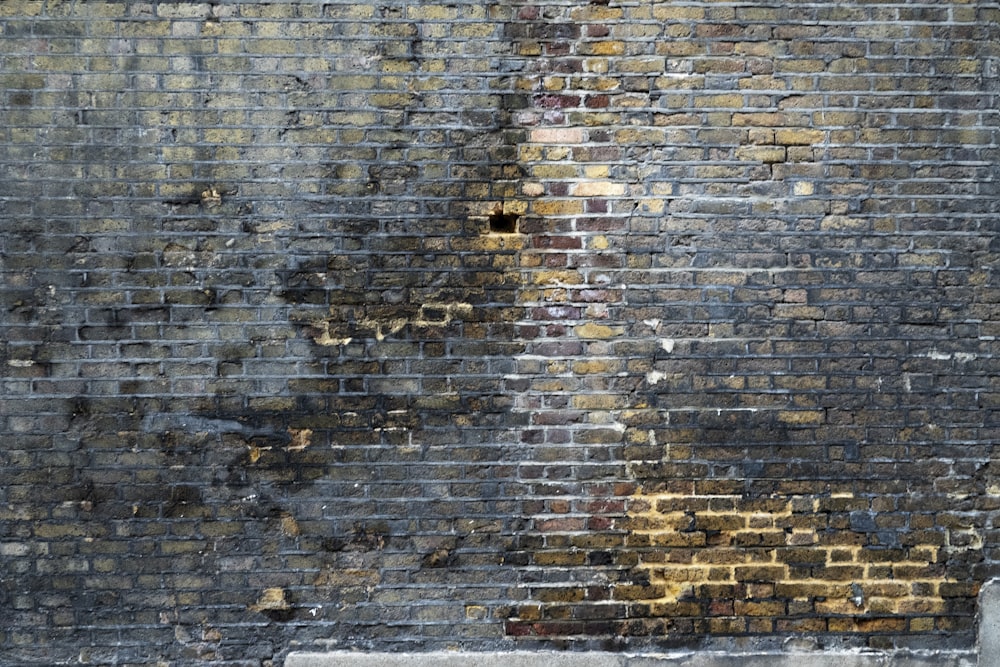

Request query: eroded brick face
[{"left": 1, "top": 0, "right": 999, "bottom": 663}]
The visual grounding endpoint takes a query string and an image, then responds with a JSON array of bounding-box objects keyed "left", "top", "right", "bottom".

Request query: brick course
[{"left": 1, "top": 0, "right": 999, "bottom": 664}]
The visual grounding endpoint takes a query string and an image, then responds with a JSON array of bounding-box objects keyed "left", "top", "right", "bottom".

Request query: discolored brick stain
[
  {"left": 0, "top": 2, "right": 527, "bottom": 663},
  {"left": 508, "top": 488, "right": 983, "bottom": 638},
  {"left": 1, "top": 0, "right": 999, "bottom": 664}
]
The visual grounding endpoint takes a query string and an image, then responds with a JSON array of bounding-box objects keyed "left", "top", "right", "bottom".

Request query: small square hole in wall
[{"left": 489, "top": 210, "right": 519, "bottom": 234}]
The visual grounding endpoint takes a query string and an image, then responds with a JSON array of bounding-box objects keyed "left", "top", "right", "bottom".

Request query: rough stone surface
[{"left": 1, "top": 1, "right": 999, "bottom": 665}]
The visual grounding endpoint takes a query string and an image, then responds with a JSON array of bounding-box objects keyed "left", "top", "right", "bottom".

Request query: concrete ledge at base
[
  {"left": 285, "top": 651, "right": 976, "bottom": 667},
  {"left": 981, "top": 578, "right": 1000, "bottom": 667}
]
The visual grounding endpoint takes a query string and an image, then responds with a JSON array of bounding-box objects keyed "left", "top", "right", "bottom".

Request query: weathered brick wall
[{"left": 1, "top": 1, "right": 998, "bottom": 664}]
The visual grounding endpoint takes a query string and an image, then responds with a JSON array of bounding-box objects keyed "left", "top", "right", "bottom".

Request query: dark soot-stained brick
[{"left": 1, "top": 0, "right": 999, "bottom": 664}]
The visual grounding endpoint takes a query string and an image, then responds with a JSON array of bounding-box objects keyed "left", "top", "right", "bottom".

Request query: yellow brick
[
  {"left": 793, "top": 182, "right": 814, "bottom": 196},
  {"left": 532, "top": 200, "right": 584, "bottom": 216},
  {"left": 328, "top": 111, "right": 378, "bottom": 126},
  {"left": 780, "top": 59, "right": 827, "bottom": 73},
  {"left": 576, "top": 322, "right": 624, "bottom": 339},
  {"left": 588, "top": 77, "right": 622, "bottom": 92},
  {"left": 773, "top": 305, "right": 825, "bottom": 319},
  {"left": 733, "top": 112, "right": 793, "bottom": 127},
  {"left": 519, "top": 145, "right": 544, "bottom": 162},
  {"left": 409, "top": 4, "right": 457, "bottom": 19},
  {"left": 816, "top": 599, "right": 865, "bottom": 616},
  {"left": 543, "top": 76, "right": 565, "bottom": 91},
  {"left": 820, "top": 216, "right": 867, "bottom": 231},
  {"left": 571, "top": 6, "right": 624, "bottom": 21},
  {"left": 694, "top": 93, "right": 743, "bottom": 108},
  {"left": 653, "top": 6, "right": 705, "bottom": 20},
  {"left": 532, "top": 270, "right": 583, "bottom": 286},
  {"left": 637, "top": 198, "right": 667, "bottom": 213},
  {"left": 545, "top": 146, "right": 572, "bottom": 161},
  {"left": 571, "top": 181, "right": 626, "bottom": 197},
  {"left": 573, "top": 359, "right": 622, "bottom": 375},
  {"left": 582, "top": 165, "right": 611, "bottom": 179},
  {"left": 370, "top": 93, "right": 415, "bottom": 108},
  {"left": 615, "top": 128, "right": 667, "bottom": 144},
  {"left": 740, "top": 75, "right": 787, "bottom": 90},
  {"left": 530, "top": 127, "right": 585, "bottom": 144},
  {"left": 572, "top": 394, "right": 627, "bottom": 410},
  {"left": 588, "top": 41, "right": 625, "bottom": 55},
  {"left": 776, "top": 410, "right": 825, "bottom": 425},
  {"left": 618, "top": 57, "right": 666, "bottom": 74},
  {"left": 522, "top": 182, "right": 545, "bottom": 197},
  {"left": 735, "top": 145, "right": 786, "bottom": 163},
  {"left": 748, "top": 128, "right": 775, "bottom": 144},
  {"left": 591, "top": 236, "right": 609, "bottom": 250},
  {"left": 453, "top": 24, "right": 494, "bottom": 39},
  {"left": 203, "top": 128, "right": 252, "bottom": 144},
  {"left": 121, "top": 20, "right": 171, "bottom": 37},
  {"left": 776, "top": 128, "right": 825, "bottom": 145},
  {"left": 0, "top": 0, "right": 42, "bottom": 15}
]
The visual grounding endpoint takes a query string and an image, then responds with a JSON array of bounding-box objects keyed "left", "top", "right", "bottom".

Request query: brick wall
[{"left": 1, "top": 1, "right": 998, "bottom": 664}]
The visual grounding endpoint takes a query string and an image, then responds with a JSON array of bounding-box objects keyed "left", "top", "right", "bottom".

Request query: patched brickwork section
[
  {"left": 1, "top": 0, "right": 1000, "bottom": 664},
  {"left": 508, "top": 490, "right": 982, "bottom": 643}
]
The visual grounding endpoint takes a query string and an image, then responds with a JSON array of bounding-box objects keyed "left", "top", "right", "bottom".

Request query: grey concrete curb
[
  {"left": 285, "top": 650, "right": 976, "bottom": 667},
  {"left": 981, "top": 578, "right": 1000, "bottom": 667}
]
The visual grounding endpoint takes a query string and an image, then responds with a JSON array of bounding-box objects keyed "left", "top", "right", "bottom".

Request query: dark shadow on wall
[
  {"left": 0, "top": 2, "right": 532, "bottom": 663},
  {"left": 155, "top": 4, "right": 533, "bottom": 653}
]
